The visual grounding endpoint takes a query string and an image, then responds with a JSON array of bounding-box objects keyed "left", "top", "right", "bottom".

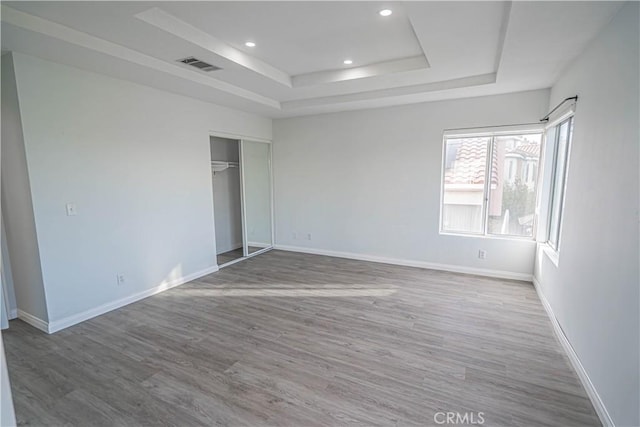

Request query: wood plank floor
[
  {"left": 217, "top": 247, "right": 262, "bottom": 266},
  {"left": 4, "top": 250, "right": 600, "bottom": 426},
  {"left": 217, "top": 247, "right": 244, "bottom": 265}
]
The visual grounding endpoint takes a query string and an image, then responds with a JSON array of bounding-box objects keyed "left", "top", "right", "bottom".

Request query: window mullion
[
  {"left": 533, "top": 131, "right": 549, "bottom": 241},
  {"left": 482, "top": 136, "right": 494, "bottom": 236}
]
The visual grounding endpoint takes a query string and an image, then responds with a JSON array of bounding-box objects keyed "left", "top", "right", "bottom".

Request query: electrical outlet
[
  {"left": 306, "top": 233, "right": 312, "bottom": 241},
  {"left": 117, "top": 273, "right": 126, "bottom": 285},
  {"left": 292, "top": 232, "right": 297, "bottom": 240},
  {"left": 478, "top": 250, "right": 487, "bottom": 260},
  {"left": 65, "top": 203, "right": 78, "bottom": 216}
]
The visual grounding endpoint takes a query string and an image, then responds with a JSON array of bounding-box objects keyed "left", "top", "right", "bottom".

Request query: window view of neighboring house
[
  {"left": 441, "top": 132, "right": 543, "bottom": 238},
  {"left": 442, "top": 137, "right": 490, "bottom": 234}
]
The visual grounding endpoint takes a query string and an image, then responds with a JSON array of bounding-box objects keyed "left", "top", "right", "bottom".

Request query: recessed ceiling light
[
  {"left": 379, "top": 9, "right": 392, "bottom": 17},
  {"left": 343, "top": 59, "right": 353, "bottom": 65},
  {"left": 245, "top": 41, "right": 256, "bottom": 47}
]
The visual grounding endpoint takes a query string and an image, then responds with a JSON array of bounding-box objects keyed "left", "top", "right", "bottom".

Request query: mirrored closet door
[
  {"left": 240, "top": 140, "right": 273, "bottom": 256},
  {"left": 210, "top": 135, "right": 273, "bottom": 267}
]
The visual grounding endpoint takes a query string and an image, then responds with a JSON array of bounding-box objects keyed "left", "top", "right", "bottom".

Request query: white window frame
[
  {"left": 439, "top": 124, "right": 545, "bottom": 240},
  {"left": 544, "top": 114, "right": 574, "bottom": 252}
]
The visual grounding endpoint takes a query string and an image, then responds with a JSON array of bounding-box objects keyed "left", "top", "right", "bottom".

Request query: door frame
[{"left": 208, "top": 131, "right": 274, "bottom": 265}]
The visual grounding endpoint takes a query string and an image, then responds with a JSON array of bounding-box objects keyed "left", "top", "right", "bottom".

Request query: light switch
[{"left": 66, "top": 203, "right": 78, "bottom": 216}]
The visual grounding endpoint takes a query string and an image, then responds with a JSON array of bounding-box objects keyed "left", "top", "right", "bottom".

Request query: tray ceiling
[{"left": 1, "top": 1, "right": 624, "bottom": 118}]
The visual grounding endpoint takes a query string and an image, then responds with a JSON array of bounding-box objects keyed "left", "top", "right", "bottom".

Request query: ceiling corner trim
[
  {"left": 292, "top": 56, "right": 429, "bottom": 87},
  {"left": 282, "top": 73, "right": 497, "bottom": 111},
  {"left": 0, "top": 5, "right": 281, "bottom": 110},
  {"left": 405, "top": 10, "right": 431, "bottom": 69},
  {"left": 135, "top": 7, "right": 293, "bottom": 88},
  {"left": 494, "top": 1, "right": 513, "bottom": 77}
]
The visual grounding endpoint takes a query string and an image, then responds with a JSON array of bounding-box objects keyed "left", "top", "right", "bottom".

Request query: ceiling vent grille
[{"left": 177, "top": 57, "right": 221, "bottom": 72}]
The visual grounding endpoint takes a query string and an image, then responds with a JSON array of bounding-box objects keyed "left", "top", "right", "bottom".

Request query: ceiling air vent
[{"left": 177, "top": 57, "right": 221, "bottom": 72}]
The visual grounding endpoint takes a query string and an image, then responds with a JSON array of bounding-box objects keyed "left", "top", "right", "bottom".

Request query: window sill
[
  {"left": 542, "top": 243, "right": 560, "bottom": 267},
  {"left": 439, "top": 231, "right": 536, "bottom": 243}
]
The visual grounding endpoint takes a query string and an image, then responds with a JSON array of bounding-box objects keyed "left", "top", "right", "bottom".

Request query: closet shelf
[{"left": 211, "top": 160, "right": 239, "bottom": 173}]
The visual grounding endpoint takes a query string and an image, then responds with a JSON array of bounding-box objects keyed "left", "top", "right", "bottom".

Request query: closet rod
[{"left": 211, "top": 161, "right": 239, "bottom": 166}]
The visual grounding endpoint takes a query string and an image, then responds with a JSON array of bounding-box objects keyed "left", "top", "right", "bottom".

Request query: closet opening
[
  {"left": 210, "top": 136, "right": 243, "bottom": 266},
  {"left": 209, "top": 134, "right": 274, "bottom": 268}
]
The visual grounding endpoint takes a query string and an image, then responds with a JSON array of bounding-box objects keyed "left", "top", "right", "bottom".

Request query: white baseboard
[
  {"left": 47, "top": 265, "right": 219, "bottom": 334},
  {"left": 532, "top": 276, "right": 614, "bottom": 427},
  {"left": 273, "top": 244, "right": 532, "bottom": 281},
  {"left": 17, "top": 310, "right": 48, "bottom": 333}
]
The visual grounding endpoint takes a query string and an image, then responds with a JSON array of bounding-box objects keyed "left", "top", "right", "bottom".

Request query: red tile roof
[
  {"left": 444, "top": 138, "right": 498, "bottom": 186},
  {"left": 444, "top": 138, "right": 539, "bottom": 185},
  {"left": 510, "top": 143, "right": 540, "bottom": 158}
]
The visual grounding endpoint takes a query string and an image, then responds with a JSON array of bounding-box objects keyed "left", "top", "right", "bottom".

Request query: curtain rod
[
  {"left": 442, "top": 122, "right": 544, "bottom": 134},
  {"left": 540, "top": 96, "right": 578, "bottom": 122}
]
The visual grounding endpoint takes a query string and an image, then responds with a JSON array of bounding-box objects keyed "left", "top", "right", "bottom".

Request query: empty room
[{"left": 0, "top": 1, "right": 638, "bottom": 426}]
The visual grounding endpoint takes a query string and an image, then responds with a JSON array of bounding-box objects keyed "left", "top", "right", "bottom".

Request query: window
[
  {"left": 441, "top": 130, "right": 543, "bottom": 238},
  {"left": 547, "top": 117, "right": 574, "bottom": 249}
]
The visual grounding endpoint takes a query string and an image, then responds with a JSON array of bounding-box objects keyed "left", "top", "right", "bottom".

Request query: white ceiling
[
  {"left": 163, "top": 1, "right": 424, "bottom": 76},
  {"left": 1, "top": 1, "right": 624, "bottom": 118}
]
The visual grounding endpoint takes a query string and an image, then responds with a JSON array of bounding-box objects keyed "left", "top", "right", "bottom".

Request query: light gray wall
[
  {"left": 0, "top": 54, "right": 17, "bottom": 426},
  {"left": 273, "top": 89, "right": 549, "bottom": 277},
  {"left": 10, "top": 52, "right": 271, "bottom": 324},
  {"left": 210, "top": 136, "right": 242, "bottom": 255},
  {"left": 210, "top": 136, "right": 240, "bottom": 163},
  {"left": 0, "top": 289, "right": 6, "bottom": 330},
  {"left": 1, "top": 216, "right": 18, "bottom": 318},
  {"left": 1, "top": 53, "right": 49, "bottom": 322},
  {"left": 534, "top": 3, "right": 639, "bottom": 426},
  {"left": 0, "top": 334, "right": 16, "bottom": 427}
]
